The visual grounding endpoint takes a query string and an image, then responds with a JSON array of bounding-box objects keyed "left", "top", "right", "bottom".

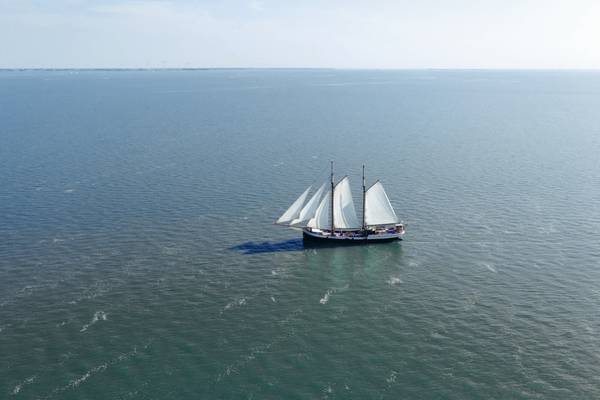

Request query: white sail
[
  {"left": 364, "top": 181, "right": 398, "bottom": 226},
  {"left": 290, "top": 182, "right": 326, "bottom": 225},
  {"left": 307, "top": 190, "right": 331, "bottom": 229},
  {"left": 276, "top": 186, "right": 311, "bottom": 225},
  {"left": 333, "top": 177, "right": 360, "bottom": 230}
]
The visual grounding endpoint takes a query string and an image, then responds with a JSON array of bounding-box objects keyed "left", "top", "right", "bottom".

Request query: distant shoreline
[{"left": 0, "top": 67, "right": 334, "bottom": 72}]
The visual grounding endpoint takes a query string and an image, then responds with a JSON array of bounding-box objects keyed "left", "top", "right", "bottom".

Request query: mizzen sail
[{"left": 364, "top": 181, "right": 398, "bottom": 226}]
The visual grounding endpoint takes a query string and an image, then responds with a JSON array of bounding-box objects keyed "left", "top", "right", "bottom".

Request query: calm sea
[{"left": 1, "top": 69, "right": 600, "bottom": 399}]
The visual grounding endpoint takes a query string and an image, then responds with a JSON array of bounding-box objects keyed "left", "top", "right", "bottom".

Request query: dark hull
[{"left": 302, "top": 231, "right": 401, "bottom": 245}]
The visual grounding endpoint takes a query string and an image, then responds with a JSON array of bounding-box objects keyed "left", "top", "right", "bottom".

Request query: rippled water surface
[{"left": 1, "top": 70, "right": 600, "bottom": 399}]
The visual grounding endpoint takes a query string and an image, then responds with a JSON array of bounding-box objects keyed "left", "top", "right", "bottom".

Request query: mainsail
[
  {"left": 276, "top": 186, "right": 311, "bottom": 225},
  {"left": 307, "top": 190, "right": 331, "bottom": 229},
  {"left": 333, "top": 177, "right": 360, "bottom": 230},
  {"left": 364, "top": 181, "right": 398, "bottom": 226},
  {"left": 290, "top": 182, "right": 326, "bottom": 225}
]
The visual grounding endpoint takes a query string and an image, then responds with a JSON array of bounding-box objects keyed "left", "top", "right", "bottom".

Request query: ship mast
[
  {"left": 330, "top": 161, "right": 335, "bottom": 233},
  {"left": 362, "top": 164, "right": 366, "bottom": 232}
]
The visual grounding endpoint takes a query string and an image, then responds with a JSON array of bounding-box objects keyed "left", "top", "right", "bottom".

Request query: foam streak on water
[{"left": 80, "top": 311, "right": 107, "bottom": 332}]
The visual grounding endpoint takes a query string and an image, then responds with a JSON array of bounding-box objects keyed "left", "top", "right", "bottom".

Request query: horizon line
[{"left": 1, "top": 67, "right": 600, "bottom": 72}]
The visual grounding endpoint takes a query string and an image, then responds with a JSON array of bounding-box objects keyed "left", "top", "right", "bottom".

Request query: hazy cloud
[{"left": 1, "top": 0, "right": 599, "bottom": 68}]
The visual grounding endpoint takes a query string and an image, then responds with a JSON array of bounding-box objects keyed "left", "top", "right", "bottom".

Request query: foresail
[
  {"left": 276, "top": 186, "right": 311, "bottom": 225},
  {"left": 333, "top": 177, "right": 360, "bottom": 230},
  {"left": 290, "top": 182, "right": 326, "bottom": 225},
  {"left": 307, "top": 190, "right": 331, "bottom": 229},
  {"left": 364, "top": 181, "right": 398, "bottom": 226}
]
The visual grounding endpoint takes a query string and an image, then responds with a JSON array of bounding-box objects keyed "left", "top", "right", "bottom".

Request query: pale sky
[{"left": 1, "top": 0, "right": 600, "bottom": 69}]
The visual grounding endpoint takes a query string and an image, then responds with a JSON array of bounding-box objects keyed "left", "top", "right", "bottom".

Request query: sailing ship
[{"left": 276, "top": 162, "right": 405, "bottom": 243}]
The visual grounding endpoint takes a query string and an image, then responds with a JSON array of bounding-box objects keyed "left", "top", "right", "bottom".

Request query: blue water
[{"left": 1, "top": 69, "right": 600, "bottom": 399}]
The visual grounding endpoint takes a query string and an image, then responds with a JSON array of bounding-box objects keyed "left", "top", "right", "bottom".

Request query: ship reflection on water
[{"left": 230, "top": 239, "right": 305, "bottom": 254}]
